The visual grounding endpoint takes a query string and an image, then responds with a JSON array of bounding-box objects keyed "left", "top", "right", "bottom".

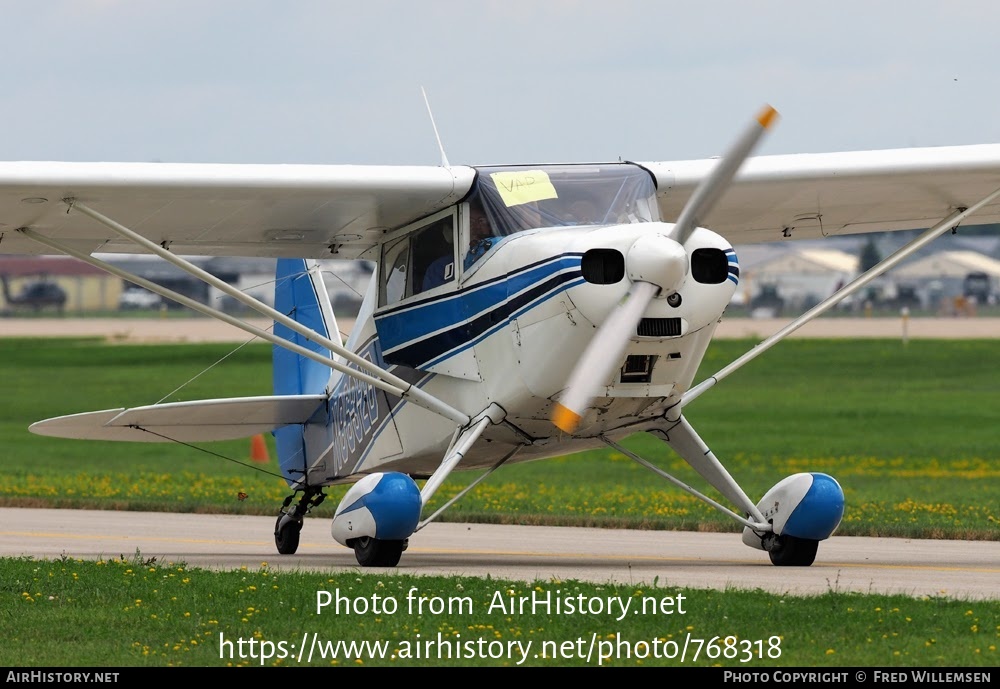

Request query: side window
[
  {"left": 382, "top": 236, "right": 409, "bottom": 306},
  {"left": 413, "top": 218, "right": 455, "bottom": 295},
  {"left": 380, "top": 211, "right": 457, "bottom": 306},
  {"left": 462, "top": 197, "right": 499, "bottom": 272}
]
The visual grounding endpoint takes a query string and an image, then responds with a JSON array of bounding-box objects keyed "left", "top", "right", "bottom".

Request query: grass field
[
  {"left": 1, "top": 337, "right": 997, "bottom": 540},
  {"left": 2, "top": 553, "right": 997, "bottom": 667},
  {"left": 2, "top": 336, "right": 998, "bottom": 667}
]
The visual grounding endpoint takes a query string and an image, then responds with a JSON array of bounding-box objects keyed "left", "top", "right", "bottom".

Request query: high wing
[
  {"left": 0, "top": 162, "right": 474, "bottom": 259},
  {"left": 2, "top": 144, "right": 1000, "bottom": 259},
  {"left": 643, "top": 144, "right": 1000, "bottom": 242}
]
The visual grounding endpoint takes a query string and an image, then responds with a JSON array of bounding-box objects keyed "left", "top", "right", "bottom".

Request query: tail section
[{"left": 273, "top": 259, "right": 339, "bottom": 485}]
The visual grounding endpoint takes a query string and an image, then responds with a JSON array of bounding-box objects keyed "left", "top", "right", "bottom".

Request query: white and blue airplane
[{"left": 3, "top": 106, "right": 1000, "bottom": 567}]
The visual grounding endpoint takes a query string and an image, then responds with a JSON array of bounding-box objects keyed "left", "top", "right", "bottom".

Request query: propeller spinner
[{"left": 551, "top": 105, "right": 779, "bottom": 433}]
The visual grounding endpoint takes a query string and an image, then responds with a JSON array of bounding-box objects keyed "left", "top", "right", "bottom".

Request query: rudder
[{"left": 272, "top": 259, "right": 340, "bottom": 486}]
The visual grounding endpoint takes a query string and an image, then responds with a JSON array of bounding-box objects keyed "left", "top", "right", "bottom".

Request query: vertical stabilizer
[{"left": 272, "top": 258, "right": 339, "bottom": 485}]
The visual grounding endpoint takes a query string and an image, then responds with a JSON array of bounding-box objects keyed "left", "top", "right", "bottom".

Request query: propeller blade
[
  {"left": 552, "top": 105, "right": 778, "bottom": 434},
  {"left": 670, "top": 104, "right": 778, "bottom": 246},
  {"left": 551, "top": 280, "right": 659, "bottom": 433}
]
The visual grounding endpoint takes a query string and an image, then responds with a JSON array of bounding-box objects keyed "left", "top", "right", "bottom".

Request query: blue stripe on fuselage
[
  {"left": 420, "top": 275, "right": 586, "bottom": 369},
  {"left": 374, "top": 253, "right": 583, "bottom": 368},
  {"left": 725, "top": 248, "right": 739, "bottom": 285}
]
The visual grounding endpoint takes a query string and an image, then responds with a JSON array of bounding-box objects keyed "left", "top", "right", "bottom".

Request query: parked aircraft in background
[{"left": 1, "top": 275, "right": 67, "bottom": 313}]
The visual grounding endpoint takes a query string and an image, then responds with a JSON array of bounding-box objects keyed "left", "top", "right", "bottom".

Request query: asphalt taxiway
[{"left": 2, "top": 507, "right": 996, "bottom": 600}]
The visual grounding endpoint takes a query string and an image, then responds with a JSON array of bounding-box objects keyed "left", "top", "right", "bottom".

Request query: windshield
[
  {"left": 462, "top": 163, "right": 659, "bottom": 270},
  {"left": 471, "top": 163, "right": 659, "bottom": 234}
]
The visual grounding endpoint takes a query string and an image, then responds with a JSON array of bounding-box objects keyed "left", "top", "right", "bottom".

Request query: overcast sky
[{"left": 2, "top": 1, "right": 998, "bottom": 166}]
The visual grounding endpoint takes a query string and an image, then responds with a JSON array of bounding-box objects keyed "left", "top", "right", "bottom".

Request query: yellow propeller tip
[
  {"left": 551, "top": 403, "right": 581, "bottom": 434},
  {"left": 757, "top": 105, "right": 779, "bottom": 129}
]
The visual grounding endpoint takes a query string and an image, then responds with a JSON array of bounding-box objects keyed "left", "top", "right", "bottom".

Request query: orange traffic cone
[{"left": 250, "top": 434, "right": 270, "bottom": 463}]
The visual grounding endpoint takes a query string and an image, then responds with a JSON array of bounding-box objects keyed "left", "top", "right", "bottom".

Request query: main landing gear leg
[
  {"left": 275, "top": 488, "right": 326, "bottom": 555},
  {"left": 612, "top": 415, "right": 842, "bottom": 567}
]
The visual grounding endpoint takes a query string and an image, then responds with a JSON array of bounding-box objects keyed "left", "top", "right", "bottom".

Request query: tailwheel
[
  {"left": 273, "top": 487, "right": 326, "bottom": 555},
  {"left": 274, "top": 514, "right": 302, "bottom": 555},
  {"left": 767, "top": 534, "right": 819, "bottom": 567},
  {"left": 351, "top": 536, "right": 407, "bottom": 567}
]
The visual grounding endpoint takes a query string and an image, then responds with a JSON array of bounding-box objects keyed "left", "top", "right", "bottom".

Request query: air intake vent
[
  {"left": 581, "top": 249, "right": 625, "bottom": 284},
  {"left": 637, "top": 318, "right": 681, "bottom": 337},
  {"left": 621, "top": 355, "right": 657, "bottom": 383}
]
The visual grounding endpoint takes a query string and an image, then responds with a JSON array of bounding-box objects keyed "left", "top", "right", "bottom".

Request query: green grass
[
  {"left": 2, "top": 554, "right": 996, "bottom": 667},
  {"left": 1, "top": 337, "right": 997, "bottom": 540},
  {"left": 2, "top": 336, "right": 998, "bottom": 668}
]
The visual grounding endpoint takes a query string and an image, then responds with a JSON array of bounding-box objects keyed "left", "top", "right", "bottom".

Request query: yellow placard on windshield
[{"left": 491, "top": 170, "right": 558, "bottom": 207}]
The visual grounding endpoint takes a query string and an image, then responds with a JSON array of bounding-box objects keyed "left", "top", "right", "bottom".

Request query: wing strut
[
  {"left": 415, "top": 444, "right": 522, "bottom": 532},
  {"left": 678, "top": 186, "right": 1000, "bottom": 414},
  {"left": 19, "top": 205, "right": 470, "bottom": 427},
  {"left": 18, "top": 227, "right": 405, "bottom": 395},
  {"left": 418, "top": 404, "right": 506, "bottom": 509},
  {"left": 602, "top": 428, "right": 770, "bottom": 530}
]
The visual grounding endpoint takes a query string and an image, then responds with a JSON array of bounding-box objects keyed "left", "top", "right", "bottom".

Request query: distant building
[
  {"left": 736, "top": 247, "right": 859, "bottom": 313},
  {"left": 892, "top": 250, "right": 1000, "bottom": 307}
]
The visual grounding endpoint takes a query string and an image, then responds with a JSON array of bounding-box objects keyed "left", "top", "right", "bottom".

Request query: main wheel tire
[
  {"left": 352, "top": 536, "right": 405, "bottom": 567},
  {"left": 274, "top": 514, "right": 302, "bottom": 555},
  {"left": 768, "top": 534, "right": 819, "bottom": 566}
]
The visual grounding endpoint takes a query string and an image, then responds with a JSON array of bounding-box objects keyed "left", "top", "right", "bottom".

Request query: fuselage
[{"left": 296, "top": 163, "right": 739, "bottom": 484}]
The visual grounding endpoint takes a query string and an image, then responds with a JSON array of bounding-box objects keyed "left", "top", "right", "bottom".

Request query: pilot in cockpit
[
  {"left": 420, "top": 224, "right": 455, "bottom": 292},
  {"left": 566, "top": 198, "right": 603, "bottom": 225},
  {"left": 464, "top": 200, "right": 498, "bottom": 270}
]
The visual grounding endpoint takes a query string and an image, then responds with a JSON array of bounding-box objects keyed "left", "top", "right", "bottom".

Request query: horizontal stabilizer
[{"left": 29, "top": 394, "right": 327, "bottom": 443}]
